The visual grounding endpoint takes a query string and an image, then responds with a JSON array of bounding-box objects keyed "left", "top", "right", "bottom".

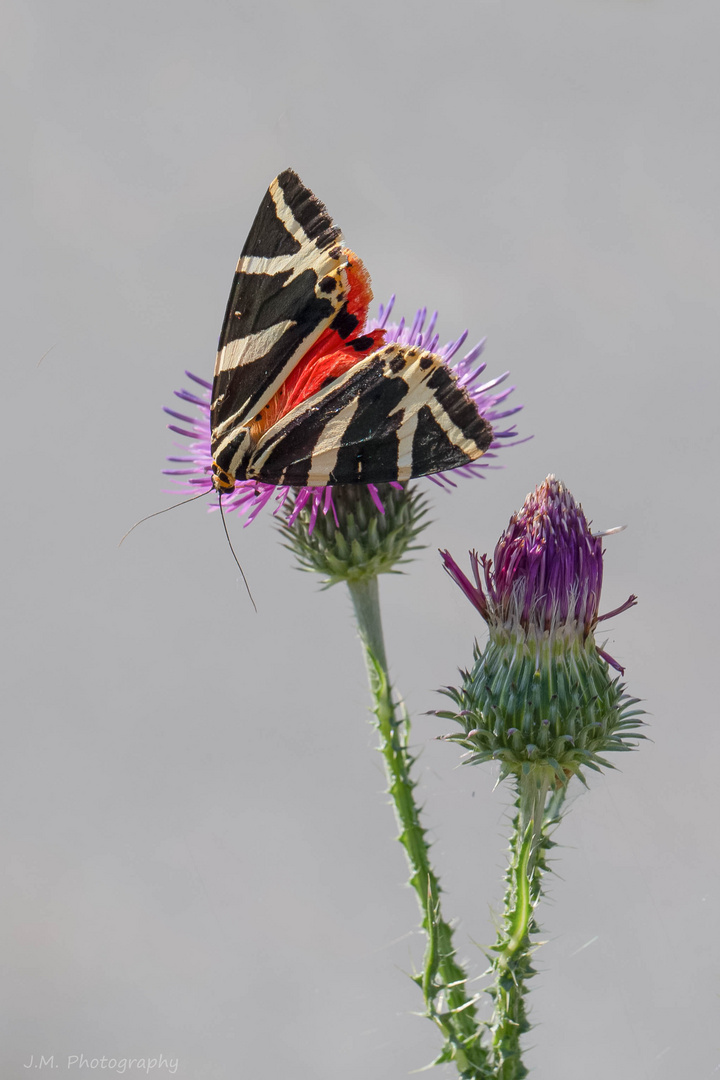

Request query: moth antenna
[
  {"left": 37, "top": 342, "right": 60, "bottom": 368},
  {"left": 119, "top": 488, "right": 212, "bottom": 545},
  {"left": 218, "top": 492, "right": 257, "bottom": 612}
]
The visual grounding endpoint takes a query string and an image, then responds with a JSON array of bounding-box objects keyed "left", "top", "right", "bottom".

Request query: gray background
[{"left": 2, "top": 1, "right": 718, "bottom": 1077}]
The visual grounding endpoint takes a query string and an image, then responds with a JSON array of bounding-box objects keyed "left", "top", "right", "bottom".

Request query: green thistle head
[
  {"left": 280, "top": 483, "right": 430, "bottom": 586},
  {"left": 437, "top": 477, "right": 644, "bottom": 784}
]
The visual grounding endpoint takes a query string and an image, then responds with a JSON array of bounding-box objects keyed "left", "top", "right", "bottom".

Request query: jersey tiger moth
[{"left": 210, "top": 169, "right": 494, "bottom": 494}]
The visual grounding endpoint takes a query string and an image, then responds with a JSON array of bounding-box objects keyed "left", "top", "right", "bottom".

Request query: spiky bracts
[
  {"left": 281, "top": 483, "right": 430, "bottom": 585},
  {"left": 437, "top": 633, "right": 644, "bottom": 784}
]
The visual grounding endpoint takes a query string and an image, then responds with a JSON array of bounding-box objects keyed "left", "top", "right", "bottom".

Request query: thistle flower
[
  {"left": 438, "top": 476, "right": 644, "bottom": 784},
  {"left": 163, "top": 298, "right": 521, "bottom": 536}
]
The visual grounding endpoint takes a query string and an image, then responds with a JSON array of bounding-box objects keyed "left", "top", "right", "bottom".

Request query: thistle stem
[
  {"left": 489, "top": 775, "right": 556, "bottom": 1080},
  {"left": 347, "top": 575, "right": 389, "bottom": 672},
  {"left": 518, "top": 768, "right": 551, "bottom": 876},
  {"left": 347, "top": 576, "right": 488, "bottom": 1078}
]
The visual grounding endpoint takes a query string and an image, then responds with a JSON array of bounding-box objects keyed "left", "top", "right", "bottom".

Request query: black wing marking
[
  {"left": 245, "top": 344, "right": 494, "bottom": 487},
  {"left": 211, "top": 169, "right": 348, "bottom": 470}
]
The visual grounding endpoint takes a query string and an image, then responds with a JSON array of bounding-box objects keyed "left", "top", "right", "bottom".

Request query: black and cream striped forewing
[
  {"left": 211, "top": 170, "right": 349, "bottom": 469},
  {"left": 244, "top": 344, "right": 494, "bottom": 487}
]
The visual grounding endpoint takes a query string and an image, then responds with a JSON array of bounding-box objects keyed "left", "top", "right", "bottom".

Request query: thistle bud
[
  {"left": 438, "top": 477, "right": 643, "bottom": 784},
  {"left": 280, "top": 483, "right": 429, "bottom": 585}
]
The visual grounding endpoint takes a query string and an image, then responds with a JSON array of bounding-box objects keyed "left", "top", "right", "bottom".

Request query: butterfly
[{"left": 210, "top": 169, "right": 493, "bottom": 494}]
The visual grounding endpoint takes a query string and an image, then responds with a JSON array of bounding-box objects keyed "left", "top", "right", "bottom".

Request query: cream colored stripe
[
  {"left": 215, "top": 320, "right": 294, "bottom": 374},
  {"left": 236, "top": 177, "right": 338, "bottom": 279},
  {"left": 395, "top": 408, "right": 418, "bottom": 481},
  {"left": 270, "top": 177, "right": 312, "bottom": 246},
  {"left": 300, "top": 395, "right": 361, "bottom": 484},
  {"left": 236, "top": 253, "right": 303, "bottom": 277},
  {"left": 426, "top": 393, "right": 480, "bottom": 453}
]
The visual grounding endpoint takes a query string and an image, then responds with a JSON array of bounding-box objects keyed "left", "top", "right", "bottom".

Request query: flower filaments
[{"left": 438, "top": 476, "right": 644, "bottom": 784}]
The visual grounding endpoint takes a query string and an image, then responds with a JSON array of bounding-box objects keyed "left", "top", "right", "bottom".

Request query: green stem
[
  {"left": 489, "top": 775, "right": 556, "bottom": 1080},
  {"left": 347, "top": 576, "right": 489, "bottom": 1078},
  {"left": 347, "top": 574, "right": 389, "bottom": 672},
  {"left": 518, "top": 767, "right": 552, "bottom": 877}
]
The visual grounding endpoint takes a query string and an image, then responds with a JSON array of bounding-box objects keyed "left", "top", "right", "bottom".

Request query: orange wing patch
[{"left": 247, "top": 250, "right": 385, "bottom": 443}]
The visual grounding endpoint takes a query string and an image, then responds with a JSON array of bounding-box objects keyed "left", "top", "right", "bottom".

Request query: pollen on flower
[{"left": 163, "top": 299, "right": 522, "bottom": 533}]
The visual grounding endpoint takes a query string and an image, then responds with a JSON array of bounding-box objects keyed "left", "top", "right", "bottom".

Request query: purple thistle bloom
[
  {"left": 440, "top": 476, "right": 637, "bottom": 672},
  {"left": 163, "top": 298, "right": 522, "bottom": 532},
  {"left": 437, "top": 477, "right": 643, "bottom": 784}
]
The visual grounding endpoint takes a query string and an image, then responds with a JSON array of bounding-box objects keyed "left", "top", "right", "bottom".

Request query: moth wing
[
  {"left": 211, "top": 169, "right": 348, "bottom": 462},
  {"left": 246, "top": 344, "right": 494, "bottom": 487}
]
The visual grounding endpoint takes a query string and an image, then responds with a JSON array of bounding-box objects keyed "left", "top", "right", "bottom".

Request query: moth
[{"left": 210, "top": 169, "right": 493, "bottom": 493}]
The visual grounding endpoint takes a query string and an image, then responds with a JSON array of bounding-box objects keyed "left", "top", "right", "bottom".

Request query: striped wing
[
  {"left": 211, "top": 170, "right": 349, "bottom": 470},
  {"left": 245, "top": 344, "right": 494, "bottom": 486}
]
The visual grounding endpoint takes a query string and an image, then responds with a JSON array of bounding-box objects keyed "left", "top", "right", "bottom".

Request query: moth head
[{"left": 211, "top": 463, "right": 236, "bottom": 493}]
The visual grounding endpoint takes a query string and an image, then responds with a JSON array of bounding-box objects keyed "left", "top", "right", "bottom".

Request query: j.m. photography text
[{"left": 22, "top": 1054, "right": 178, "bottom": 1075}]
